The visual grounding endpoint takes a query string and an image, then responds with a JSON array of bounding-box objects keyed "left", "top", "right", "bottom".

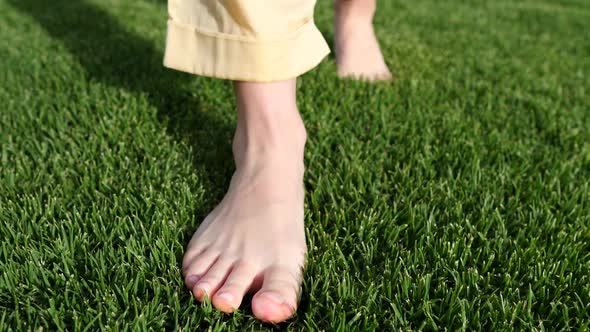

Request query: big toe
[
  {"left": 251, "top": 265, "right": 300, "bottom": 323},
  {"left": 252, "top": 291, "right": 295, "bottom": 323}
]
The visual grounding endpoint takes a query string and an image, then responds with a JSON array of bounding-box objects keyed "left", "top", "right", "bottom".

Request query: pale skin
[{"left": 182, "top": 0, "right": 391, "bottom": 323}]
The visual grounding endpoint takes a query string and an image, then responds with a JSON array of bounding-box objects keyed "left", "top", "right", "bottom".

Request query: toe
[
  {"left": 212, "top": 261, "right": 258, "bottom": 313},
  {"left": 182, "top": 248, "right": 219, "bottom": 289},
  {"left": 374, "top": 70, "right": 393, "bottom": 82},
  {"left": 252, "top": 292, "right": 295, "bottom": 323},
  {"left": 192, "top": 257, "right": 233, "bottom": 302},
  {"left": 252, "top": 265, "right": 300, "bottom": 323}
]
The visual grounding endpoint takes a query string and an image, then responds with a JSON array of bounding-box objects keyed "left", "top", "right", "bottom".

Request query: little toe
[
  {"left": 251, "top": 266, "right": 300, "bottom": 323},
  {"left": 212, "top": 261, "right": 258, "bottom": 313},
  {"left": 182, "top": 249, "right": 219, "bottom": 289},
  {"left": 192, "top": 257, "right": 233, "bottom": 302}
]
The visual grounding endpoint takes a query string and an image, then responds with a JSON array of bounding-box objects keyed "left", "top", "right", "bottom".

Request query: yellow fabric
[{"left": 164, "top": 0, "right": 331, "bottom": 82}]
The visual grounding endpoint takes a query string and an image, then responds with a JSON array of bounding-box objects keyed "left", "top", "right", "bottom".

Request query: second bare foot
[{"left": 335, "top": 0, "right": 393, "bottom": 81}]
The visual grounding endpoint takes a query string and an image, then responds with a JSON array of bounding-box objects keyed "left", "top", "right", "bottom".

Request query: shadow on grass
[{"left": 7, "top": 0, "right": 233, "bottom": 274}]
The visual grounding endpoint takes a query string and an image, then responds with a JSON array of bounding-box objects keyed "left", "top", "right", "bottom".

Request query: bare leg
[
  {"left": 335, "top": 0, "right": 392, "bottom": 80},
  {"left": 182, "top": 79, "right": 307, "bottom": 323}
]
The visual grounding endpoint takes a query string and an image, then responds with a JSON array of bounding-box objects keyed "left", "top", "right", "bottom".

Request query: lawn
[{"left": 1, "top": 0, "right": 589, "bottom": 330}]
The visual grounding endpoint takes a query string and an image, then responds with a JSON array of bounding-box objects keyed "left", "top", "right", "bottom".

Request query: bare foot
[
  {"left": 182, "top": 80, "right": 308, "bottom": 323},
  {"left": 335, "top": 0, "right": 393, "bottom": 81}
]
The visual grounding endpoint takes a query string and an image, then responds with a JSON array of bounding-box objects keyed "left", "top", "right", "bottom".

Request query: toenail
[
  {"left": 215, "top": 292, "right": 234, "bottom": 302},
  {"left": 259, "top": 292, "right": 285, "bottom": 305},
  {"left": 196, "top": 282, "right": 210, "bottom": 292},
  {"left": 187, "top": 275, "right": 200, "bottom": 285}
]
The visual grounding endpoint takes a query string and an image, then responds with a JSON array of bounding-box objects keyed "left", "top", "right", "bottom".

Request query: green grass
[{"left": 1, "top": 0, "right": 589, "bottom": 330}]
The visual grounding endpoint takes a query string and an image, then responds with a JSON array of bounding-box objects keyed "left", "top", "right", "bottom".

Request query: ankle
[
  {"left": 232, "top": 79, "right": 307, "bottom": 166},
  {"left": 232, "top": 107, "right": 307, "bottom": 169},
  {"left": 335, "top": 0, "right": 376, "bottom": 24},
  {"left": 233, "top": 118, "right": 306, "bottom": 155},
  {"left": 232, "top": 132, "right": 307, "bottom": 186}
]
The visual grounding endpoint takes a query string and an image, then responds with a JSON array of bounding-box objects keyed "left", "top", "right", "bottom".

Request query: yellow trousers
[{"left": 163, "top": 0, "right": 330, "bottom": 82}]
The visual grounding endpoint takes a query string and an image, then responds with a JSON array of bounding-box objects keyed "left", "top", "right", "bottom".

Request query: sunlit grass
[{"left": 0, "top": 0, "right": 589, "bottom": 330}]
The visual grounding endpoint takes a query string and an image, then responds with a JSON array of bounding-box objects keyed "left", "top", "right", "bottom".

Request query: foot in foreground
[
  {"left": 335, "top": 0, "right": 393, "bottom": 81},
  {"left": 182, "top": 80, "right": 307, "bottom": 323}
]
